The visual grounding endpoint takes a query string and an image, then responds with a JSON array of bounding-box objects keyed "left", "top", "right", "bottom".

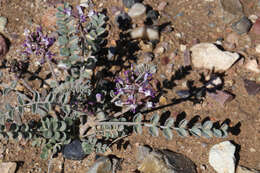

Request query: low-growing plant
[{"left": 0, "top": 1, "right": 234, "bottom": 164}]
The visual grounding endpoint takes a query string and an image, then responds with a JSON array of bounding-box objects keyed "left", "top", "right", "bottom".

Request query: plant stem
[{"left": 46, "top": 58, "right": 58, "bottom": 87}]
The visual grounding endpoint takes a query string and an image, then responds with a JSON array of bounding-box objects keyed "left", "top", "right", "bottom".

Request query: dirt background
[{"left": 0, "top": 0, "right": 260, "bottom": 172}]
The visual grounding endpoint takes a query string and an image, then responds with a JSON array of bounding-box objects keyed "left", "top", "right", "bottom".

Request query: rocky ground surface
[{"left": 0, "top": 0, "right": 260, "bottom": 173}]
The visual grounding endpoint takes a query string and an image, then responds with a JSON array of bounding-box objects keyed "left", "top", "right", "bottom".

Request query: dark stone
[
  {"left": 244, "top": 79, "right": 260, "bottom": 95},
  {"left": 176, "top": 90, "right": 190, "bottom": 98},
  {"left": 232, "top": 16, "right": 252, "bottom": 34},
  {"left": 62, "top": 139, "right": 87, "bottom": 160},
  {"left": 122, "top": 0, "right": 140, "bottom": 8}
]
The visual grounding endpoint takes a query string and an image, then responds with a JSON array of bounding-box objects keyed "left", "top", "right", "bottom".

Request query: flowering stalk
[{"left": 112, "top": 65, "right": 156, "bottom": 112}]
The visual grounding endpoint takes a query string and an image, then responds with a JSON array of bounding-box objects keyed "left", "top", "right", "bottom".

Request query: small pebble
[
  {"left": 255, "top": 44, "right": 260, "bottom": 53},
  {"left": 160, "top": 56, "right": 170, "bottom": 65},
  {"left": 128, "top": 3, "right": 146, "bottom": 18},
  {"left": 146, "top": 27, "right": 159, "bottom": 40},
  {"left": 154, "top": 46, "right": 165, "bottom": 56},
  {"left": 0, "top": 16, "right": 7, "bottom": 32},
  {"left": 245, "top": 59, "right": 260, "bottom": 73},
  {"left": 249, "top": 14, "right": 258, "bottom": 23},
  {"left": 176, "top": 90, "right": 190, "bottom": 98},
  {"left": 122, "top": 0, "right": 140, "bottom": 8},
  {"left": 250, "top": 148, "right": 256, "bottom": 152},
  {"left": 130, "top": 26, "right": 146, "bottom": 39},
  {"left": 158, "top": 2, "right": 168, "bottom": 11},
  {"left": 180, "top": 44, "right": 187, "bottom": 52},
  {"left": 232, "top": 16, "right": 252, "bottom": 34}
]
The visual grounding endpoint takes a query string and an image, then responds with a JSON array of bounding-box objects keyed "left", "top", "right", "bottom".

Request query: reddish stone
[
  {"left": 207, "top": 90, "right": 234, "bottom": 107},
  {"left": 250, "top": 18, "right": 260, "bottom": 35}
]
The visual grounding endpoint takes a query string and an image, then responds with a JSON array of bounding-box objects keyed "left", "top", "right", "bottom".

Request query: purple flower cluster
[
  {"left": 113, "top": 66, "right": 156, "bottom": 112},
  {"left": 23, "top": 27, "right": 55, "bottom": 64}
]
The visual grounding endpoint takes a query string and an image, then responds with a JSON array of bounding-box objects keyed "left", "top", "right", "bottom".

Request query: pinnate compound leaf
[{"left": 163, "top": 128, "right": 173, "bottom": 140}]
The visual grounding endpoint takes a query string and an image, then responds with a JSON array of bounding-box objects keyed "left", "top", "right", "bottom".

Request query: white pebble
[
  {"left": 209, "top": 141, "right": 236, "bottom": 173},
  {"left": 128, "top": 3, "right": 146, "bottom": 18},
  {"left": 255, "top": 44, "right": 260, "bottom": 53}
]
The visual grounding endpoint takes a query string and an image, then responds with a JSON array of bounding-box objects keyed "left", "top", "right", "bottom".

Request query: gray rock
[
  {"left": 136, "top": 146, "right": 197, "bottom": 173},
  {"left": 122, "top": 0, "right": 140, "bottom": 8},
  {"left": 232, "top": 16, "right": 252, "bottom": 34},
  {"left": 0, "top": 162, "right": 17, "bottom": 173},
  {"left": 0, "top": 16, "right": 7, "bottom": 32},
  {"left": 190, "top": 43, "right": 240, "bottom": 71},
  {"left": 209, "top": 141, "right": 236, "bottom": 173},
  {"left": 62, "top": 139, "right": 87, "bottom": 160},
  {"left": 220, "top": 0, "right": 244, "bottom": 15},
  {"left": 128, "top": 3, "right": 146, "bottom": 18},
  {"left": 86, "top": 156, "right": 121, "bottom": 173}
]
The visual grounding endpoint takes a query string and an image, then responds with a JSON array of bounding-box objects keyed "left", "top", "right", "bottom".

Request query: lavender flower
[
  {"left": 112, "top": 65, "right": 156, "bottom": 112},
  {"left": 23, "top": 27, "right": 55, "bottom": 64},
  {"left": 76, "top": 5, "right": 86, "bottom": 23}
]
